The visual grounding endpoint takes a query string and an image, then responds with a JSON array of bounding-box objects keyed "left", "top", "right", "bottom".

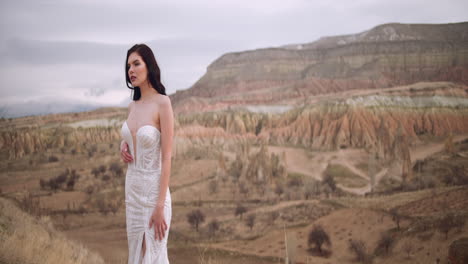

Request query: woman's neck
[{"left": 139, "top": 81, "right": 158, "bottom": 100}]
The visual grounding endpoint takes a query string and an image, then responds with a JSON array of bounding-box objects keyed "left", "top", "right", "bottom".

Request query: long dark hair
[{"left": 125, "top": 44, "right": 166, "bottom": 100}]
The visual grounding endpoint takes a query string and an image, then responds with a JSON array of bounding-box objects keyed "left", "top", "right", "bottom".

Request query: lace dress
[{"left": 121, "top": 121, "right": 172, "bottom": 264}]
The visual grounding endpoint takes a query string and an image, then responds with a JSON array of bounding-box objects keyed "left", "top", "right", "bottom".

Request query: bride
[{"left": 120, "top": 43, "right": 173, "bottom": 264}]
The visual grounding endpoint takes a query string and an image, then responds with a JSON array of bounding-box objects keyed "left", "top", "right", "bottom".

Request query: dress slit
[
  {"left": 132, "top": 231, "right": 144, "bottom": 264},
  {"left": 142, "top": 230, "right": 153, "bottom": 264}
]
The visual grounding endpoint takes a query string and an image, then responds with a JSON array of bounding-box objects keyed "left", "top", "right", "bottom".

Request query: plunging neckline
[
  {"left": 124, "top": 121, "right": 161, "bottom": 165},
  {"left": 125, "top": 120, "right": 161, "bottom": 136}
]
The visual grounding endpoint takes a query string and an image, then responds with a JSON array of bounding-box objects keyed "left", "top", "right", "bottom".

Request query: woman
[{"left": 120, "top": 43, "right": 173, "bottom": 264}]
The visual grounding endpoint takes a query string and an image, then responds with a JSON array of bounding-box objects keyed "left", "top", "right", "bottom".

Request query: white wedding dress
[{"left": 121, "top": 121, "right": 172, "bottom": 264}]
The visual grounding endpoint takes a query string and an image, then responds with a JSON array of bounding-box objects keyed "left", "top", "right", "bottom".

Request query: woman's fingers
[
  {"left": 120, "top": 152, "right": 131, "bottom": 163},
  {"left": 151, "top": 223, "right": 165, "bottom": 241},
  {"left": 123, "top": 151, "right": 133, "bottom": 162},
  {"left": 120, "top": 143, "right": 133, "bottom": 163},
  {"left": 159, "top": 225, "right": 165, "bottom": 240}
]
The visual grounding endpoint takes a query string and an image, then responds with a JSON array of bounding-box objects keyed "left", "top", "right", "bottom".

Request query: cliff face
[
  {"left": 0, "top": 126, "right": 122, "bottom": 160},
  {"left": 172, "top": 82, "right": 468, "bottom": 159},
  {"left": 170, "top": 22, "right": 468, "bottom": 114}
]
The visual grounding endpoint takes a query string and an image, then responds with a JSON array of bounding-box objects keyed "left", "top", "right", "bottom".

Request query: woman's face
[{"left": 127, "top": 52, "right": 148, "bottom": 87}]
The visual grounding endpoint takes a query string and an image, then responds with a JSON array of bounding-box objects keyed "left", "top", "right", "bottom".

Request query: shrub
[
  {"left": 39, "top": 178, "right": 47, "bottom": 190},
  {"left": 348, "top": 239, "right": 372, "bottom": 264},
  {"left": 208, "top": 180, "right": 218, "bottom": 194},
  {"left": 208, "top": 219, "right": 220, "bottom": 237},
  {"left": 274, "top": 184, "right": 284, "bottom": 198},
  {"left": 98, "top": 165, "right": 107, "bottom": 174},
  {"left": 323, "top": 173, "right": 336, "bottom": 192},
  {"left": 245, "top": 214, "right": 256, "bottom": 230},
  {"left": 375, "top": 232, "right": 395, "bottom": 256},
  {"left": 235, "top": 204, "right": 247, "bottom": 219},
  {"left": 288, "top": 176, "right": 303, "bottom": 187},
  {"left": 91, "top": 167, "right": 100, "bottom": 178},
  {"left": 66, "top": 178, "right": 75, "bottom": 191},
  {"left": 438, "top": 212, "right": 466, "bottom": 239},
  {"left": 308, "top": 225, "right": 331, "bottom": 256},
  {"left": 48, "top": 155, "right": 59, "bottom": 162},
  {"left": 187, "top": 209, "right": 205, "bottom": 232},
  {"left": 109, "top": 162, "right": 123, "bottom": 177},
  {"left": 102, "top": 175, "right": 111, "bottom": 181}
]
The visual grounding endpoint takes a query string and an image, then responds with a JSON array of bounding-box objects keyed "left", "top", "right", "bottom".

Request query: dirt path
[
  {"left": 266, "top": 146, "right": 369, "bottom": 181},
  {"left": 411, "top": 134, "right": 468, "bottom": 161},
  {"left": 263, "top": 135, "right": 468, "bottom": 196},
  {"left": 213, "top": 199, "right": 319, "bottom": 223}
]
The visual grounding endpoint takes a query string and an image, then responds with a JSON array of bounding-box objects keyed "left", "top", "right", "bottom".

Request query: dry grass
[
  {"left": 328, "top": 185, "right": 463, "bottom": 211},
  {"left": 325, "top": 164, "right": 368, "bottom": 188},
  {"left": 0, "top": 197, "right": 104, "bottom": 264}
]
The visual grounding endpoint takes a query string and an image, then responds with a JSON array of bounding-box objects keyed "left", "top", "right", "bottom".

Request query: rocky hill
[{"left": 170, "top": 22, "right": 468, "bottom": 114}]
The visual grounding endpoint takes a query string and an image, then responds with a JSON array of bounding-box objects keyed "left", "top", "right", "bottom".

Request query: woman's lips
[{"left": 130, "top": 76, "right": 136, "bottom": 81}]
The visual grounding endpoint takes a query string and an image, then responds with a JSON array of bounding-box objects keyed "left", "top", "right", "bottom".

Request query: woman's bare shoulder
[{"left": 155, "top": 94, "right": 172, "bottom": 107}]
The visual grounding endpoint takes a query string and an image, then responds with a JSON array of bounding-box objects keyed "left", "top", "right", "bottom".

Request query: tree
[
  {"left": 208, "top": 180, "right": 218, "bottom": 194},
  {"left": 102, "top": 174, "right": 111, "bottom": 181},
  {"left": 48, "top": 155, "right": 59, "bottom": 162},
  {"left": 323, "top": 172, "right": 336, "bottom": 193},
  {"left": 208, "top": 219, "right": 220, "bottom": 237},
  {"left": 96, "top": 197, "right": 109, "bottom": 216},
  {"left": 375, "top": 232, "right": 395, "bottom": 256},
  {"left": 108, "top": 200, "right": 121, "bottom": 215},
  {"left": 389, "top": 208, "right": 402, "bottom": 230},
  {"left": 245, "top": 214, "right": 256, "bottom": 230},
  {"left": 444, "top": 133, "right": 455, "bottom": 154},
  {"left": 229, "top": 155, "right": 243, "bottom": 182},
  {"left": 308, "top": 225, "right": 331, "bottom": 255},
  {"left": 66, "top": 178, "right": 75, "bottom": 191},
  {"left": 238, "top": 181, "right": 249, "bottom": 198},
  {"left": 91, "top": 167, "right": 100, "bottom": 178},
  {"left": 269, "top": 211, "right": 279, "bottom": 224},
  {"left": 304, "top": 180, "right": 320, "bottom": 199},
  {"left": 187, "top": 209, "right": 205, "bottom": 232},
  {"left": 274, "top": 184, "right": 284, "bottom": 199},
  {"left": 402, "top": 241, "right": 413, "bottom": 259},
  {"left": 48, "top": 178, "right": 59, "bottom": 192},
  {"left": 368, "top": 151, "right": 378, "bottom": 193},
  {"left": 98, "top": 165, "right": 107, "bottom": 174},
  {"left": 438, "top": 212, "right": 465, "bottom": 239},
  {"left": 55, "top": 172, "right": 68, "bottom": 185},
  {"left": 235, "top": 204, "right": 247, "bottom": 220},
  {"left": 39, "top": 178, "right": 47, "bottom": 190},
  {"left": 348, "top": 239, "right": 372, "bottom": 264},
  {"left": 109, "top": 162, "right": 123, "bottom": 177}
]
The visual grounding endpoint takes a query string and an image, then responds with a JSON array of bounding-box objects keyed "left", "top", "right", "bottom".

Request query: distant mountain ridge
[
  {"left": 170, "top": 22, "right": 468, "bottom": 114},
  {"left": 281, "top": 22, "right": 468, "bottom": 50}
]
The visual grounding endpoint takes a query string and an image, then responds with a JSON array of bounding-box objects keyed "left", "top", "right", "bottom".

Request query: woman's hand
[
  {"left": 120, "top": 140, "right": 133, "bottom": 163},
  {"left": 149, "top": 206, "right": 168, "bottom": 241}
]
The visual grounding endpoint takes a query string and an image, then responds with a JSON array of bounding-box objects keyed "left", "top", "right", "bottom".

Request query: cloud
[{"left": 0, "top": 0, "right": 467, "bottom": 118}]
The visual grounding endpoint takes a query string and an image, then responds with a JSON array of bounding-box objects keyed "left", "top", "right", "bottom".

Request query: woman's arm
[
  {"left": 156, "top": 96, "right": 174, "bottom": 208},
  {"left": 120, "top": 101, "right": 134, "bottom": 163}
]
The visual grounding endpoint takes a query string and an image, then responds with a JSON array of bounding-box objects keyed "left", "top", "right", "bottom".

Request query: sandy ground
[
  {"left": 206, "top": 187, "right": 468, "bottom": 264},
  {"left": 264, "top": 134, "right": 468, "bottom": 195}
]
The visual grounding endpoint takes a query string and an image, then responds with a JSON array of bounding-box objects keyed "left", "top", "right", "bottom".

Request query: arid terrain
[{"left": 1, "top": 22, "right": 468, "bottom": 264}]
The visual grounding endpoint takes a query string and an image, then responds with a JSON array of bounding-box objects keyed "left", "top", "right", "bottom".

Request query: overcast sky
[{"left": 0, "top": 0, "right": 467, "bottom": 117}]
